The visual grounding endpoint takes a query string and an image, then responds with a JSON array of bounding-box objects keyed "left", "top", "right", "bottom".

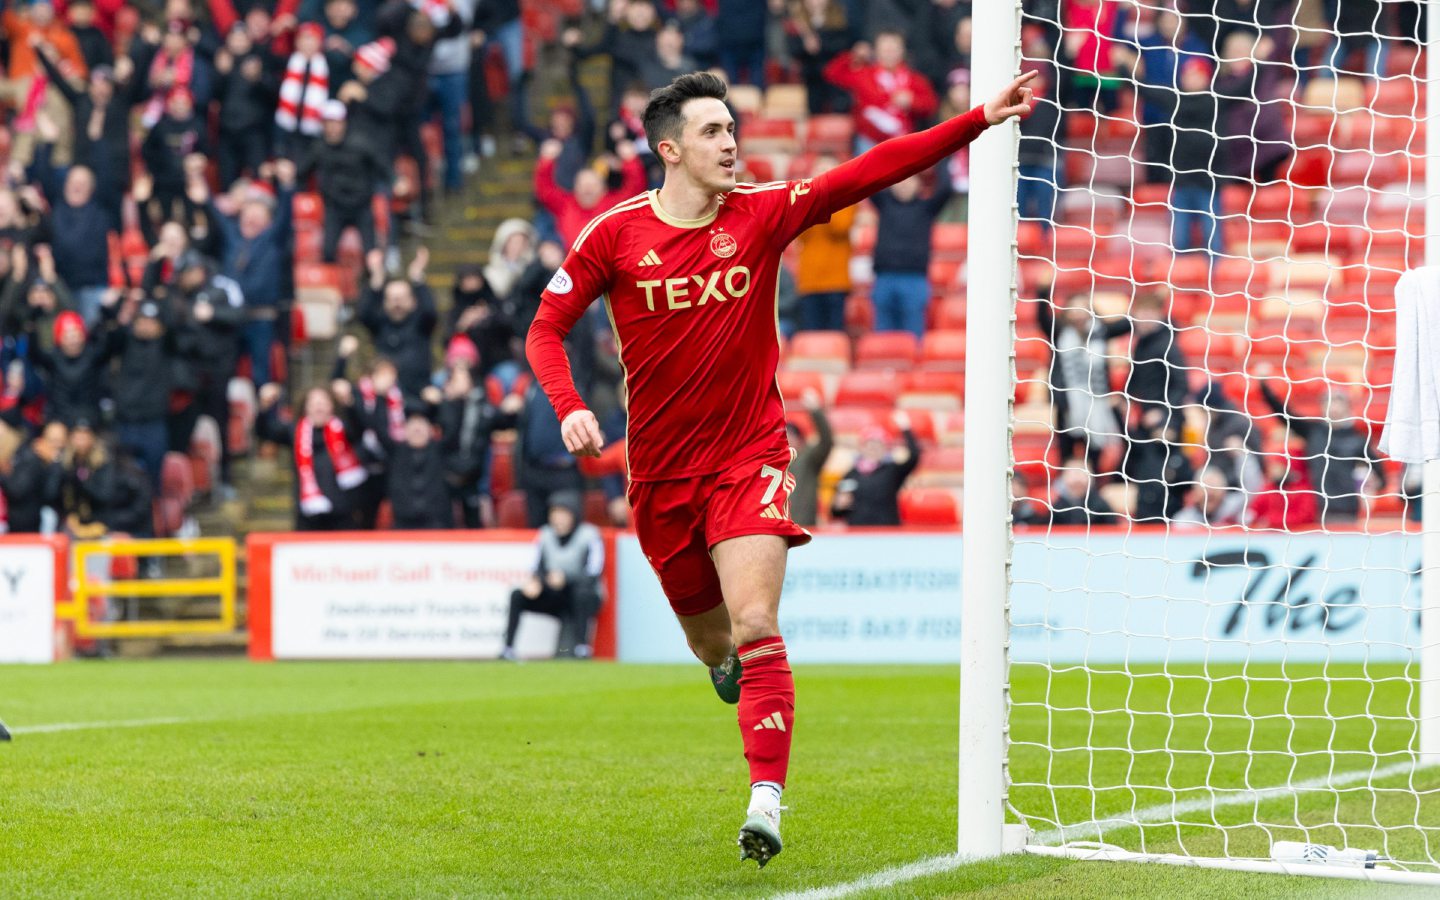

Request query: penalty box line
[
  {"left": 772, "top": 758, "right": 1426, "bottom": 900},
  {"left": 8, "top": 717, "right": 196, "bottom": 735}
]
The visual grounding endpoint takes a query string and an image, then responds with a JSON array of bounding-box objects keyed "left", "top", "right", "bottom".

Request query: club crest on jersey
[
  {"left": 710, "top": 232, "right": 738, "bottom": 259},
  {"left": 547, "top": 267, "right": 573, "bottom": 295}
]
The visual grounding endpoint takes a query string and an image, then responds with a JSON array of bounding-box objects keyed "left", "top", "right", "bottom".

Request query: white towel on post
[{"left": 1380, "top": 267, "right": 1440, "bottom": 462}]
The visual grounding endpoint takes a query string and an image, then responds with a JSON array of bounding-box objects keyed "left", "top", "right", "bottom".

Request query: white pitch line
[
  {"left": 7, "top": 716, "right": 193, "bottom": 735},
  {"left": 773, "top": 758, "right": 1427, "bottom": 900}
]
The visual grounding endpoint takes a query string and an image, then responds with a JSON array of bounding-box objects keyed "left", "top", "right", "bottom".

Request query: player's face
[{"left": 677, "top": 98, "right": 738, "bottom": 194}]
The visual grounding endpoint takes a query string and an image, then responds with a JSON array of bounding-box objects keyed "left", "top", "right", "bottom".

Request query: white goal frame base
[{"left": 1024, "top": 845, "right": 1440, "bottom": 888}]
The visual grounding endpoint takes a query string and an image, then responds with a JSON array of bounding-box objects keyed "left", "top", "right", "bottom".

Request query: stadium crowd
[{"left": 0, "top": 0, "right": 1424, "bottom": 545}]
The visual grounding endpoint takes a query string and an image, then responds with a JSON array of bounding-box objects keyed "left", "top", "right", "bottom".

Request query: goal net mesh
[{"left": 1005, "top": 0, "right": 1437, "bottom": 871}]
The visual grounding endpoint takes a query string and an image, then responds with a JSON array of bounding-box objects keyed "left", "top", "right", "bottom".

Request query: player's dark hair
[{"left": 642, "top": 72, "right": 728, "bottom": 159}]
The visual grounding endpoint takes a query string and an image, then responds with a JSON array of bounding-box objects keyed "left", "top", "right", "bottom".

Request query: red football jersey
[
  {"left": 533, "top": 184, "right": 834, "bottom": 482},
  {"left": 527, "top": 105, "right": 991, "bottom": 482}
]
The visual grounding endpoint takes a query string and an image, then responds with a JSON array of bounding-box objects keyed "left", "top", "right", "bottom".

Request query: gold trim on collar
[{"left": 648, "top": 190, "right": 720, "bottom": 229}]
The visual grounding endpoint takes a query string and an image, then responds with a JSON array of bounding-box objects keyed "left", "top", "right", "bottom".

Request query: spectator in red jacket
[
  {"left": 1247, "top": 449, "right": 1320, "bottom": 531},
  {"left": 822, "top": 31, "right": 938, "bottom": 152},
  {"left": 533, "top": 139, "right": 647, "bottom": 249}
]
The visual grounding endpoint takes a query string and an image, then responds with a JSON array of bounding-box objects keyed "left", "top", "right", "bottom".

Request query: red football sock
[{"left": 737, "top": 636, "right": 795, "bottom": 787}]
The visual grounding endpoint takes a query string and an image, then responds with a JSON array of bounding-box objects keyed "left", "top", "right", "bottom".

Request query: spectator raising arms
[
  {"left": 357, "top": 247, "right": 438, "bottom": 397},
  {"left": 297, "top": 100, "right": 390, "bottom": 261},
  {"left": 831, "top": 411, "right": 920, "bottom": 526},
  {"left": 533, "top": 139, "right": 647, "bottom": 249},
  {"left": 824, "top": 32, "right": 938, "bottom": 152},
  {"left": 256, "top": 381, "right": 367, "bottom": 531},
  {"left": 786, "top": 389, "right": 832, "bottom": 528}
]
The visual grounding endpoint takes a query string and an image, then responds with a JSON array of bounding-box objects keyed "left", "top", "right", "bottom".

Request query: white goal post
[{"left": 961, "top": 0, "right": 1440, "bottom": 885}]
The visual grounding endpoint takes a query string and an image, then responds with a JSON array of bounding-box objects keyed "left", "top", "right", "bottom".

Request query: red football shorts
[{"left": 628, "top": 436, "right": 812, "bottom": 617}]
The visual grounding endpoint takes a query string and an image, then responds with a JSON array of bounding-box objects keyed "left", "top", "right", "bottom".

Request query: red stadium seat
[
  {"left": 854, "top": 331, "right": 919, "bottom": 369},
  {"left": 826, "top": 406, "right": 889, "bottom": 441},
  {"left": 804, "top": 115, "right": 854, "bottom": 157},
  {"left": 920, "top": 330, "right": 966, "bottom": 371},
  {"left": 777, "top": 369, "right": 829, "bottom": 405},
  {"left": 787, "top": 330, "right": 851, "bottom": 372},
  {"left": 834, "top": 370, "right": 901, "bottom": 409},
  {"left": 292, "top": 192, "right": 324, "bottom": 230},
  {"left": 901, "top": 370, "right": 964, "bottom": 411},
  {"left": 490, "top": 440, "right": 514, "bottom": 496},
  {"left": 742, "top": 118, "right": 799, "bottom": 153},
  {"left": 899, "top": 488, "right": 960, "bottom": 526},
  {"left": 932, "top": 297, "right": 966, "bottom": 330},
  {"left": 497, "top": 490, "right": 528, "bottom": 528}
]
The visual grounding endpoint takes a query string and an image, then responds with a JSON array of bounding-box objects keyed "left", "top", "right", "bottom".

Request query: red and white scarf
[
  {"left": 275, "top": 51, "right": 330, "bottom": 136},
  {"left": 142, "top": 47, "right": 195, "bottom": 128},
  {"left": 358, "top": 377, "right": 406, "bottom": 442},
  {"left": 295, "top": 417, "right": 366, "bottom": 516}
]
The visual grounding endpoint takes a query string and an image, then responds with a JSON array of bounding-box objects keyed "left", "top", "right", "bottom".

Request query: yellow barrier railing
[{"left": 58, "top": 538, "right": 238, "bottom": 639}]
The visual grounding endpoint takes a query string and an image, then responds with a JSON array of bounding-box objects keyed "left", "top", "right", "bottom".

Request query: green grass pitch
[{"left": 0, "top": 660, "right": 1434, "bottom": 898}]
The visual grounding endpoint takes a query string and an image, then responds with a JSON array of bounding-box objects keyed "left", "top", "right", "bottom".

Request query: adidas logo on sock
[{"left": 752, "top": 712, "right": 786, "bottom": 732}]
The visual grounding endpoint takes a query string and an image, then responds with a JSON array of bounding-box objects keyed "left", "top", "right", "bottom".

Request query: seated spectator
[
  {"left": 483, "top": 217, "right": 538, "bottom": 305},
  {"left": 1047, "top": 463, "right": 1120, "bottom": 526},
  {"left": 358, "top": 247, "right": 438, "bottom": 397},
  {"left": 1173, "top": 466, "right": 1245, "bottom": 528},
  {"left": 787, "top": 389, "right": 832, "bottom": 527},
  {"left": 1011, "top": 470, "right": 1048, "bottom": 526},
  {"left": 384, "top": 393, "right": 453, "bottom": 530},
  {"left": 786, "top": 0, "right": 852, "bottom": 115},
  {"left": 824, "top": 32, "right": 938, "bottom": 152},
  {"left": 794, "top": 155, "right": 854, "bottom": 333},
  {"left": 1247, "top": 448, "right": 1320, "bottom": 530},
  {"left": 3, "top": 421, "right": 67, "bottom": 533},
  {"left": 1257, "top": 373, "right": 1386, "bottom": 523},
  {"left": 831, "top": 411, "right": 920, "bottom": 526},
  {"left": 871, "top": 173, "right": 950, "bottom": 337},
  {"left": 533, "top": 140, "right": 647, "bottom": 249},
  {"left": 501, "top": 490, "right": 605, "bottom": 660},
  {"left": 256, "top": 381, "right": 368, "bottom": 531},
  {"left": 1038, "top": 291, "right": 1128, "bottom": 468},
  {"left": 298, "top": 100, "right": 390, "bottom": 262}
]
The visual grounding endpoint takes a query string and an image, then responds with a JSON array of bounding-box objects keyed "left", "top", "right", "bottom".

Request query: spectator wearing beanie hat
[
  {"left": 437, "top": 357, "right": 518, "bottom": 528},
  {"left": 298, "top": 99, "right": 389, "bottom": 261},
  {"left": 383, "top": 394, "right": 454, "bottom": 530},
  {"left": 32, "top": 309, "right": 107, "bottom": 428},
  {"left": 447, "top": 264, "right": 515, "bottom": 379},
  {"left": 339, "top": 37, "right": 404, "bottom": 166}
]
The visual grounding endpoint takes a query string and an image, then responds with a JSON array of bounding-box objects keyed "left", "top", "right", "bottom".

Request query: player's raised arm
[
  {"left": 812, "top": 71, "right": 1038, "bottom": 214},
  {"left": 524, "top": 242, "right": 610, "bottom": 459}
]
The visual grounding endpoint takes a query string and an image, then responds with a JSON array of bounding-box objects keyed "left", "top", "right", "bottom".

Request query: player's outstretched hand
[
  {"left": 984, "top": 70, "right": 1038, "bottom": 125},
  {"left": 561, "top": 409, "right": 604, "bottom": 458}
]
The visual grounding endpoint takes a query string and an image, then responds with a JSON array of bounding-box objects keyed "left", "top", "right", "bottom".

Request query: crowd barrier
[{"left": 0, "top": 530, "right": 1423, "bottom": 665}]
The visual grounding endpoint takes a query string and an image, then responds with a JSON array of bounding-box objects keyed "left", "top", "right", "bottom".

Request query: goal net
[{"left": 964, "top": 0, "right": 1440, "bottom": 883}]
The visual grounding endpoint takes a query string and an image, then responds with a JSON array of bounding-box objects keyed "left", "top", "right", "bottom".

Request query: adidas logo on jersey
[
  {"left": 759, "top": 504, "right": 784, "bottom": 520},
  {"left": 753, "top": 712, "right": 786, "bottom": 732},
  {"left": 637, "top": 249, "right": 663, "bottom": 267}
]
